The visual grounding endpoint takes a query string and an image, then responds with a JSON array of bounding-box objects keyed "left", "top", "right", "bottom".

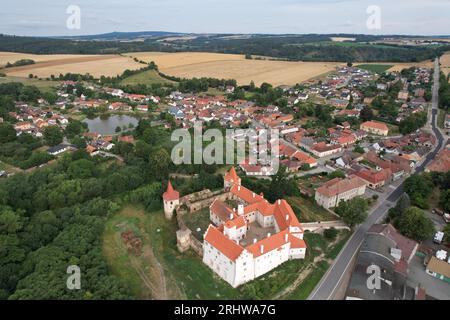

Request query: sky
[{"left": 1, "top": 0, "right": 450, "bottom": 37}]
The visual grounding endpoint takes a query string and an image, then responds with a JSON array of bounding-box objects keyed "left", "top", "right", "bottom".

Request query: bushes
[{"left": 324, "top": 228, "right": 338, "bottom": 240}]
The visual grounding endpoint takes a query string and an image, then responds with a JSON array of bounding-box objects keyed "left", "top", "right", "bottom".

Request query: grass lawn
[
  {"left": 287, "top": 196, "right": 337, "bottom": 222},
  {"left": 356, "top": 64, "right": 394, "bottom": 74},
  {"left": 437, "top": 109, "right": 446, "bottom": 129},
  {"left": 182, "top": 207, "right": 211, "bottom": 241},
  {"left": 0, "top": 75, "right": 60, "bottom": 93},
  {"left": 286, "top": 230, "right": 351, "bottom": 299},
  {"left": 386, "top": 123, "right": 400, "bottom": 135},
  {"left": 120, "top": 69, "right": 176, "bottom": 86}
]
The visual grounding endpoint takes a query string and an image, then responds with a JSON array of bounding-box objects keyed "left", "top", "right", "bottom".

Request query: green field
[
  {"left": 120, "top": 69, "right": 176, "bottom": 86},
  {"left": 437, "top": 109, "right": 446, "bottom": 129},
  {"left": 287, "top": 196, "right": 337, "bottom": 222},
  {"left": 356, "top": 64, "right": 394, "bottom": 74},
  {"left": 0, "top": 75, "right": 61, "bottom": 92}
]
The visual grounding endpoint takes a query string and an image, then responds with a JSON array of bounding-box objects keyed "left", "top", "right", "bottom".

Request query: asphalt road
[{"left": 308, "top": 58, "right": 445, "bottom": 300}]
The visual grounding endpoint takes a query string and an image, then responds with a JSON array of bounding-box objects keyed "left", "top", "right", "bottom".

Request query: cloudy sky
[{"left": 1, "top": 0, "right": 449, "bottom": 36}]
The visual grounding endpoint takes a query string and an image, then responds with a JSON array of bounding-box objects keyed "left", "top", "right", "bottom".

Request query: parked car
[
  {"left": 434, "top": 231, "right": 444, "bottom": 244},
  {"left": 433, "top": 208, "right": 444, "bottom": 216},
  {"left": 443, "top": 213, "right": 450, "bottom": 224}
]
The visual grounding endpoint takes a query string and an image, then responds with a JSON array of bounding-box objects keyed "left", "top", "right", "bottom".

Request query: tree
[
  {"left": 148, "top": 148, "right": 171, "bottom": 180},
  {"left": 324, "top": 228, "right": 338, "bottom": 240},
  {"left": 397, "top": 207, "right": 435, "bottom": 241},
  {"left": 353, "top": 145, "right": 365, "bottom": 154},
  {"left": 335, "top": 197, "right": 368, "bottom": 228},
  {"left": 115, "top": 126, "right": 122, "bottom": 133},
  {"left": 404, "top": 174, "right": 433, "bottom": 209},
  {"left": 43, "top": 126, "right": 63, "bottom": 146},
  {"left": 439, "top": 189, "right": 450, "bottom": 212},
  {"left": 0, "top": 123, "right": 16, "bottom": 143},
  {"left": 443, "top": 224, "right": 450, "bottom": 243},
  {"left": 328, "top": 170, "right": 346, "bottom": 179},
  {"left": 360, "top": 105, "right": 374, "bottom": 122},
  {"left": 399, "top": 112, "right": 427, "bottom": 135}
]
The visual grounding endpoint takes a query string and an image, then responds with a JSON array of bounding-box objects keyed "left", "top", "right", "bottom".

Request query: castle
[{"left": 163, "top": 167, "right": 307, "bottom": 288}]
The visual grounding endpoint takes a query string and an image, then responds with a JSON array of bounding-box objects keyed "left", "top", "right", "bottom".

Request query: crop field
[
  {"left": 356, "top": 64, "right": 394, "bottom": 74},
  {"left": 0, "top": 52, "right": 143, "bottom": 78},
  {"left": 440, "top": 52, "right": 450, "bottom": 78},
  {"left": 125, "top": 52, "right": 344, "bottom": 86},
  {"left": 120, "top": 69, "right": 175, "bottom": 86}
]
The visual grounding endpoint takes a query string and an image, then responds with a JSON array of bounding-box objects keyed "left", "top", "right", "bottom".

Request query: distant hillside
[
  {"left": 56, "top": 31, "right": 186, "bottom": 41},
  {"left": 0, "top": 33, "right": 449, "bottom": 63}
]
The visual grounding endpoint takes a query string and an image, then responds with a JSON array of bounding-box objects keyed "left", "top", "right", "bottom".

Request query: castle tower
[
  {"left": 163, "top": 180, "right": 180, "bottom": 220},
  {"left": 224, "top": 167, "right": 241, "bottom": 190}
]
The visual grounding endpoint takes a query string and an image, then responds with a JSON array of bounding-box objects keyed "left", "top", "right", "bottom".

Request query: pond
[{"left": 83, "top": 115, "right": 139, "bottom": 135}]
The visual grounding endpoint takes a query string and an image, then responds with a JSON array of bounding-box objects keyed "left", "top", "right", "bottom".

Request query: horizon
[{"left": 1, "top": 0, "right": 450, "bottom": 37}]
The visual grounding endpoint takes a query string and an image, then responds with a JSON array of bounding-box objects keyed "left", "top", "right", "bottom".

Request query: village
[{"left": 1, "top": 60, "right": 449, "bottom": 300}]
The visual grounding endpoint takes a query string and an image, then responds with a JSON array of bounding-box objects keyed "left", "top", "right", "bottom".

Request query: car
[{"left": 443, "top": 213, "right": 450, "bottom": 224}]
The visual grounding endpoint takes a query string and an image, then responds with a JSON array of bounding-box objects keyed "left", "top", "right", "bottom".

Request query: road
[{"left": 308, "top": 58, "right": 445, "bottom": 300}]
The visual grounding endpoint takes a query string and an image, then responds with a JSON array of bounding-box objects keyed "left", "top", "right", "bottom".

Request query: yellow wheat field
[
  {"left": 0, "top": 52, "right": 143, "bottom": 77},
  {"left": 440, "top": 52, "right": 450, "bottom": 79},
  {"left": 125, "top": 52, "right": 344, "bottom": 86}
]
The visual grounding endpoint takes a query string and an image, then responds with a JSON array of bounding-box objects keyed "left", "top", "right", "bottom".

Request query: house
[
  {"left": 355, "top": 168, "right": 392, "bottom": 189},
  {"left": 136, "top": 105, "right": 148, "bottom": 112},
  {"left": 426, "top": 256, "right": 450, "bottom": 283},
  {"left": 311, "top": 142, "right": 342, "bottom": 158},
  {"left": 329, "top": 98, "right": 350, "bottom": 109},
  {"left": 47, "top": 144, "right": 74, "bottom": 156},
  {"left": 168, "top": 106, "right": 185, "bottom": 119},
  {"left": 398, "top": 90, "right": 409, "bottom": 101},
  {"left": 425, "top": 149, "right": 450, "bottom": 173},
  {"left": 345, "top": 224, "right": 421, "bottom": 300},
  {"left": 315, "top": 176, "right": 367, "bottom": 209},
  {"left": 445, "top": 114, "right": 450, "bottom": 129},
  {"left": 360, "top": 121, "right": 389, "bottom": 136},
  {"left": 118, "top": 135, "right": 135, "bottom": 144},
  {"left": 201, "top": 168, "right": 307, "bottom": 288}
]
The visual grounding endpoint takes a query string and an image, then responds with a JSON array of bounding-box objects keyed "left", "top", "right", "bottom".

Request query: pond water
[{"left": 83, "top": 115, "right": 139, "bottom": 135}]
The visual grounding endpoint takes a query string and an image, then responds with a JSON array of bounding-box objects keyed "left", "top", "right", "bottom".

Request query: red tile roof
[
  {"left": 361, "top": 121, "right": 389, "bottom": 131},
  {"left": 204, "top": 225, "right": 244, "bottom": 261},
  {"left": 230, "top": 184, "right": 264, "bottom": 204},
  {"left": 316, "top": 176, "right": 366, "bottom": 198},
  {"left": 163, "top": 181, "right": 180, "bottom": 201},
  {"left": 210, "top": 199, "right": 235, "bottom": 222},
  {"left": 224, "top": 167, "right": 241, "bottom": 184}
]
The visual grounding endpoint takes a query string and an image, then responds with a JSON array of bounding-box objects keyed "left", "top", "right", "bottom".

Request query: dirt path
[{"left": 110, "top": 207, "right": 185, "bottom": 300}]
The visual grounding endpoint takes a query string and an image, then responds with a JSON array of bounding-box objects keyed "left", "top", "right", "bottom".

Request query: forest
[{"left": 1, "top": 33, "right": 449, "bottom": 63}]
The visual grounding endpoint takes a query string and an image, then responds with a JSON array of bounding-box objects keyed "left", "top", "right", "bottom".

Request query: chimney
[
  {"left": 267, "top": 233, "right": 271, "bottom": 238},
  {"left": 278, "top": 199, "right": 281, "bottom": 205},
  {"left": 286, "top": 214, "right": 289, "bottom": 221},
  {"left": 260, "top": 245, "right": 264, "bottom": 254},
  {"left": 238, "top": 204, "right": 244, "bottom": 215},
  {"left": 238, "top": 185, "right": 241, "bottom": 191},
  {"left": 252, "top": 192, "right": 256, "bottom": 198},
  {"left": 285, "top": 233, "right": 289, "bottom": 243},
  {"left": 253, "top": 238, "right": 257, "bottom": 244},
  {"left": 230, "top": 213, "right": 234, "bottom": 220}
]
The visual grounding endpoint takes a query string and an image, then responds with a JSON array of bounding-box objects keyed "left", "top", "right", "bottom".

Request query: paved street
[{"left": 308, "top": 58, "right": 445, "bottom": 300}]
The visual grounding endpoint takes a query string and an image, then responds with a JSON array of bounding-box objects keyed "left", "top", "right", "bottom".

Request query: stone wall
[{"left": 175, "top": 188, "right": 231, "bottom": 256}]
